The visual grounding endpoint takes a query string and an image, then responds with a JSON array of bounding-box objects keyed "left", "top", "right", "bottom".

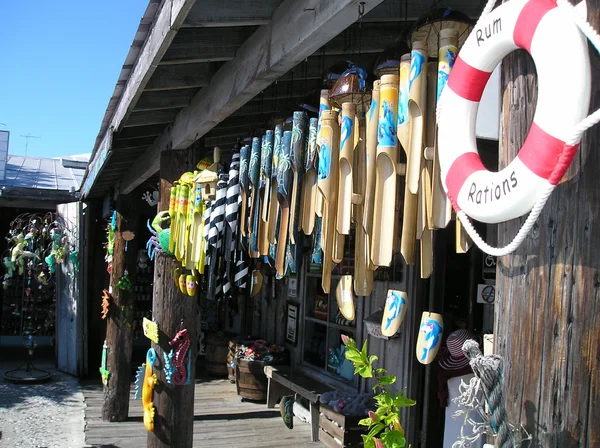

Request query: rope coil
[{"left": 438, "top": 0, "right": 600, "bottom": 256}]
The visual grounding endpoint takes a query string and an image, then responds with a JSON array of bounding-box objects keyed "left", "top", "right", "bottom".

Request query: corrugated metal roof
[{"left": 2, "top": 155, "right": 89, "bottom": 191}]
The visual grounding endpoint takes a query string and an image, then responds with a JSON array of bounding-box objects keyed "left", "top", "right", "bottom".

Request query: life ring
[{"left": 438, "top": 0, "right": 591, "bottom": 224}]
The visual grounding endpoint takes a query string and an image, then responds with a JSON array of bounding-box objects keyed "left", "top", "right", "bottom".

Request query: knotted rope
[{"left": 461, "top": 339, "right": 516, "bottom": 448}]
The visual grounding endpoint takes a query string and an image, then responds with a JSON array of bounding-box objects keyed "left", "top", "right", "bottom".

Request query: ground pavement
[{"left": 0, "top": 361, "right": 86, "bottom": 448}]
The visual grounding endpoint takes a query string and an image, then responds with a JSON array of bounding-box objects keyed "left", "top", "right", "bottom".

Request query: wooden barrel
[
  {"left": 204, "top": 333, "right": 230, "bottom": 377},
  {"left": 236, "top": 359, "right": 270, "bottom": 401},
  {"left": 235, "top": 357, "right": 287, "bottom": 401}
]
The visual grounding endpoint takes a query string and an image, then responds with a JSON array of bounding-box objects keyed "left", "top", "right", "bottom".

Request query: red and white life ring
[{"left": 438, "top": 0, "right": 591, "bottom": 224}]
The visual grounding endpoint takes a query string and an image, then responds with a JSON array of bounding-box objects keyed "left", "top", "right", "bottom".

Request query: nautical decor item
[
  {"left": 280, "top": 394, "right": 294, "bottom": 429},
  {"left": 437, "top": 0, "right": 599, "bottom": 256},
  {"left": 259, "top": 132, "right": 274, "bottom": 255},
  {"left": 381, "top": 290, "right": 408, "bottom": 337},
  {"left": 223, "top": 152, "right": 241, "bottom": 295},
  {"left": 248, "top": 137, "right": 262, "bottom": 258},
  {"left": 185, "top": 274, "right": 197, "bottom": 297},
  {"left": 101, "top": 289, "right": 110, "bottom": 320},
  {"left": 317, "top": 110, "right": 341, "bottom": 293},
  {"left": 239, "top": 145, "right": 250, "bottom": 236},
  {"left": 335, "top": 275, "right": 355, "bottom": 321},
  {"left": 99, "top": 339, "right": 110, "bottom": 387},
  {"left": 371, "top": 74, "right": 399, "bottom": 267},
  {"left": 315, "top": 90, "right": 330, "bottom": 219},
  {"left": 276, "top": 131, "right": 293, "bottom": 277},
  {"left": 138, "top": 348, "right": 158, "bottom": 432},
  {"left": 142, "top": 317, "right": 159, "bottom": 344},
  {"left": 337, "top": 102, "right": 357, "bottom": 236},
  {"left": 300, "top": 118, "right": 319, "bottom": 236},
  {"left": 416, "top": 312, "right": 443, "bottom": 364},
  {"left": 169, "top": 328, "right": 192, "bottom": 386},
  {"left": 163, "top": 350, "right": 176, "bottom": 384},
  {"left": 269, "top": 125, "right": 284, "bottom": 243}
]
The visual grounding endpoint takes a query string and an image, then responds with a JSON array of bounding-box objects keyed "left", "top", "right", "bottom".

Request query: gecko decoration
[
  {"left": 134, "top": 348, "right": 158, "bottom": 433},
  {"left": 142, "top": 188, "right": 159, "bottom": 207},
  {"left": 104, "top": 210, "right": 117, "bottom": 271},
  {"left": 99, "top": 339, "right": 110, "bottom": 387},
  {"left": 146, "top": 211, "right": 173, "bottom": 260},
  {"left": 116, "top": 270, "right": 132, "bottom": 291},
  {"left": 163, "top": 350, "right": 176, "bottom": 384},
  {"left": 101, "top": 289, "right": 110, "bottom": 320},
  {"left": 169, "top": 328, "right": 192, "bottom": 386},
  {"left": 142, "top": 317, "right": 159, "bottom": 343}
]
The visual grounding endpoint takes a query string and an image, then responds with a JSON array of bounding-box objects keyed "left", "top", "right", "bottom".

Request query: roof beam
[
  {"left": 133, "top": 88, "right": 197, "bottom": 112},
  {"left": 116, "top": 124, "right": 167, "bottom": 139},
  {"left": 183, "top": 0, "right": 282, "bottom": 27},
  {"left": 121, "top": 0, "right": 386, "bottom": 194},
  {"left": 160, "top": 27, "right": 258, "bottom": 65},
  {"left": 144, "top": 63, "right": 211, "bottom": 91},
  {"left": 81, "top": 0, "right": 196, "bottom": 198},
  {"left": 123, "top": 109, "right": 180, "bottom": 127}
]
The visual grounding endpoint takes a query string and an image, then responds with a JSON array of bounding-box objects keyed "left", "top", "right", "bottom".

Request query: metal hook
[{"left": 358, "top": 2, "right": 366, "bottom": 18}]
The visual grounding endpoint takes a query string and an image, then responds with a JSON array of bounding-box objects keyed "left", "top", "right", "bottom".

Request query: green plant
[{"left": 342, "top": 335, "right": 416, "bottom": 448}]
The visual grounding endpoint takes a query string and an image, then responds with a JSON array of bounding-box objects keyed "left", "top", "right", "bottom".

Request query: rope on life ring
[{"left": 437, "top": 0, "right": 600, "bottom": 256}]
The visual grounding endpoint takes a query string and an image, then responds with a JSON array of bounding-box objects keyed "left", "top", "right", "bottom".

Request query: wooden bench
[{"left": 264, "top": 365, "right": 331, "bottom": 442}]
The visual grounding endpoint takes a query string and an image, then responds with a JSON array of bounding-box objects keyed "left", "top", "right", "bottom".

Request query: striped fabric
[
  {"left": 223, "top": 152, "right": 240, "bottom": 295},
  {"left": 207, "top": 174, "right": 228, "bottom": 300}
]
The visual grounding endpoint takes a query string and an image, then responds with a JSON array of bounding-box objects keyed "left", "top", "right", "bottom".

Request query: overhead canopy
[{"left": 81, "top": 0, "right": 484, "bottom": 199}]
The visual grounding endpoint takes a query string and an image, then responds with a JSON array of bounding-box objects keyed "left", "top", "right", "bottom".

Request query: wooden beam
[
  {"left": 144, "top": 64, "right": 211, "bottom": 91},
  {"left": 116, "top": 124, "right": 166, "bottom": 140},
  {"left": 123, "top": 109, "right": 179, "bottom": 127},
  {"left": 121, "top": 0, "right": 387, "bottom": 194},
  {"left": 160, "top": 27, "right": 258, "bottom": 65},
  {"left": 133, "top": 88, "right": 197, "bottom": 112},
  {"left": 183, "top": 0, "right": 282, "bottom": 27},
  {"left": 81, "top": 0, "right": 196, "bottom": 194},
  {"left": 112, "top": 136, "right": 157, "bottom": 151}
]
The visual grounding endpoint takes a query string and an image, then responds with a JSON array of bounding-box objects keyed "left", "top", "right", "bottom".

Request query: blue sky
[{"left": 0, "top": 1, "right": 148, "bottom": 158}]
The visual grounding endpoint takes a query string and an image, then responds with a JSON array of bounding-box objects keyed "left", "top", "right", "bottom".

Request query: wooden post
[
  {"left": 148, "top": 149, "right": 198, "bottom": 448},
  {"left": 102, "top": 194, "right": 139, "bottom": 421},
  {"left": 495, "top": 4, "right": 600, "bottom": 445}
]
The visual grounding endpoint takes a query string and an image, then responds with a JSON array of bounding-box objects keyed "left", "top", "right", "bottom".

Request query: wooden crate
[{"left": 319, "top": 403, "right": 367, "bottom": 448}]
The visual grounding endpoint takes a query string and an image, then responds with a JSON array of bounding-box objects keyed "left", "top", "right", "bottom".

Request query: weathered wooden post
[
  {"left": 148, "top": 149, "right": 198, "bottom": 448},
  {"left": 102, "top": 194, "right": 139, "bottom": 421},
  {"left": 495, "top": 2, "right": 600, "bottom": 445}
]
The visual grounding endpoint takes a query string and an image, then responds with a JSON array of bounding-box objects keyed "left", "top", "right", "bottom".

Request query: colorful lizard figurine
[
  {"left": 169, "top": 329, "right": 191, "bottom": 386},
  {"left": 137, "top": 348, "right": 158, "bottom": 432}
]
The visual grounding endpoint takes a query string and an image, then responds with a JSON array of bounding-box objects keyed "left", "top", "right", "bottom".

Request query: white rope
[{"left": 445, "top": 0, "right": 600, "bottom": 256}]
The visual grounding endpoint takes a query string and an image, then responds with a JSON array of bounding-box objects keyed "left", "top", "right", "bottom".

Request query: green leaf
[
  {"left": 362, "top": 435, "right": 376, "bottom": 448},
  {"left": 369, "top": 355, "right": 379, "bottom": 365},
  {"left": 378, "top": 375, "right": 397, "bottom": 386},
  {"left": 361, "top": 340, "right": 369, "bottom": 358},
  {"left": 381, "top": 430, "right": 406, "bottom": 448},
  {"left": 375, "top": 368, "right": 387, "bottom": 376},
  {"left": 367, "top": 423, "right": 385, "bottom": 439},
  {"left": 356, "top": 364, "right": 373, "bottom": 378},
  {"left": 359, "top": 417, "right": 373, "bottom": 427},
  {"left": 345, "top": 350, "right": 363, "bottom": 363},
  {"left": 393, "top": 393, "right": 417, "bottom": 408}
]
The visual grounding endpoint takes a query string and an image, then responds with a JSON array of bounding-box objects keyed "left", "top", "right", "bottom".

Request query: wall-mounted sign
[
  {"left": 482, "top": 255, "right": 497, "bottom": 280},
  {"left": 288, "top": 277, "right": 297, "bottom": 298},
  {"left": 286, "top": 302, "right": 298, "bottom": 345},
  {"left": 477, "top": 284, "right": 495, "bottom": 304}
]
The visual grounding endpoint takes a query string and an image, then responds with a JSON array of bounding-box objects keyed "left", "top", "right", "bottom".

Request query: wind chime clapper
[{"left": 317, "top": 109, "right": 340, "bottom": 294}]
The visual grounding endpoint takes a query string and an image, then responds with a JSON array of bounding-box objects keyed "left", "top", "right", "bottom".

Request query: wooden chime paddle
[
  {"left": 336, "top": 275, "right": 355, "bottom": 321},
  {"left": 317, "top": 109, "right": 340, "bottom": 293},
  {"left": 301, "top": 118, "right": 319, "bottom": 235},
  {"left": 248, "top": 137, "right": 261, "bottom": 258},
  {"left": 286, "top": 112, "right": 307, "bottom": 274},
  {"left": 190, "top": 183, "right": 204, "bottom": 263},
  {"left": 431, "top": 28, "right": 457, "bottom": 230},
  {"left": 259, "top": 131, "right": 274, "bottom": 256},
  {"left": 168, "top": 183, "right": 178, "bottom": 254},
  {"left": 239, "top": 145, "right": 250, "bottom": 237},
  {"left": 371, "top": 74, "right": 399, "bottom": 268},
  {"left": 275, "top": 130, "right": 293, "bottom": 277},
  {"left": 268, "top": 125, "right": 283, "bottom": 243}
]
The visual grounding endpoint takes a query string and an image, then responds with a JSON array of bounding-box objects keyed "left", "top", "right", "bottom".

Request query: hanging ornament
[
  {"left": 99, "top": 339, "right": 110, "bottom": 387},
  {"left": 122, "top": 230, "right": 135, "bottom": 252},
  {"left": 169, "top": 328, "right": 192, "bottom": 386},
  {"left": 142, "top": 317, "right": 159, "bottom": 343},
  {"left": 101, "top": 289, "right": 111, "bottom": 320},
  {"left": 116, "top": 270, "right": 133, "bottom": 291}
]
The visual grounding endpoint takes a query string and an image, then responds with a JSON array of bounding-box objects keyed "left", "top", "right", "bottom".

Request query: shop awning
[{"left": 80, "top": 0, "right": 484, "bottom": 199}]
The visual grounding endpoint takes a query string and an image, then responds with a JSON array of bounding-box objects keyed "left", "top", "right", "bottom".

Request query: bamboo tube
[
  {"left": 432, "top": 28, "right": 457, "bottom": 229},
  {"left": 337, "top": 102, "right": 357, "bottom": 235},
  {"left": 365, "top": 80, "right": 380, "bottom": 271},
  {"left": 456, "top": 215, "right": 473, "bottom": 253},
  {"left": 397, "top": 54, "right": 411, "bottom": 153},
  {"left": 315, "top": 90, "right": 329, "bottom": 219},
  {"left": 407, "top": 41, "right": 428, "bottom": 195},
  {"left": 371, "top": 74, "right": 399, "bottom": 268},
  {"left": 302, "top": 118, "right": 319, "bottom": 235},
  {"left": 333, "top": 231, "right": 344, "bottom": 264},
  {"left": 317, "top": 110, "right": 340, "bottom": 293},
  {"left": 354, "top": 109, "right": 373, "bottom": 296},
  {"left": 421, "top": 61, "right": 437, "bottom": 235},
  {"left": 336, "top": 275, "right": 355, "bottom": 320},
  {"left": 259, "top": 132, "right": 273, "bottom": 255},
  {"left": 168, "top": 184, "right": 178, "bottom": 253}
]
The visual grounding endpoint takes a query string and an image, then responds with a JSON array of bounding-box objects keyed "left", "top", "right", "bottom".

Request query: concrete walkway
[{"left": 0, "top": 361, "right": 86, "bottom": 448}]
